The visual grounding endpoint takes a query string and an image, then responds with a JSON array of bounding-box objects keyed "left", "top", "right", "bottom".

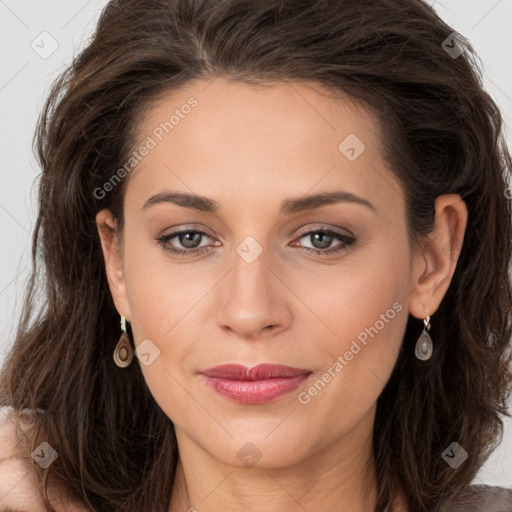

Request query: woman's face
[{"left": 97, "top": 78, "right": 439, "bottom": 468}]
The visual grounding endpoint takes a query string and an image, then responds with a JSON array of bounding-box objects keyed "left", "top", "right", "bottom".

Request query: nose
[{"left": 215, "top": 247, "right": 292, "bottom": 341}]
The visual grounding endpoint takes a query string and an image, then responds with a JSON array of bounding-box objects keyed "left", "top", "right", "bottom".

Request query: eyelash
[{"left": 155, "top": 227, "right": 356, "bottom": 257}]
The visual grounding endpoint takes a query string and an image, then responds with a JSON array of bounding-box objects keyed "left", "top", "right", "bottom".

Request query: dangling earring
[
  {"left": 113, "top": 315, "right": 133, "bottom": 368},
  {"left": 415, "top": 314, "right": 433, "bottom": 361}
]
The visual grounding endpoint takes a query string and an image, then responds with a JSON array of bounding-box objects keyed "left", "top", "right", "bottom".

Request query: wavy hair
[{"left": 1, "top": 0, "right": 511, "bottom": 511}]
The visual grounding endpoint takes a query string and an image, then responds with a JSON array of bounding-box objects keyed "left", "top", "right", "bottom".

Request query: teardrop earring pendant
[
  {"left": 113, "top": 315, "right": 134, "bottom": 368},
  {"left": 415, "top": 315, "right": 433, "bottom": 361}
]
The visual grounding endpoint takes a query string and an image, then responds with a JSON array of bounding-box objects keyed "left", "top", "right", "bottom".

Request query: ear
[
  {"left": 408, "top": 194, "right": 468, "bottom": 320},
  {"left": 96, "top": 209, "right": 132, "bottom": 322}
]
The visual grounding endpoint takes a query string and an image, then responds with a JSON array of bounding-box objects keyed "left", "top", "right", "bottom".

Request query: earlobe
[
  {"left": 408, "top": 194, "right": 468, "bottom": 320},
  {"left": 95, "top": 209, "right": 131, "bottom": 321}
]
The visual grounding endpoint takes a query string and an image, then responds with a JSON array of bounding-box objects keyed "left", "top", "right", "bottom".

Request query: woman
[{"left": 0, "top": 0, "right": 511, "bottom": 511}]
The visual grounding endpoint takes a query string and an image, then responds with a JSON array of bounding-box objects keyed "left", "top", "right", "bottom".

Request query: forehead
[{"left": 124, "top": 77, "right": 402, "bottom": 216}]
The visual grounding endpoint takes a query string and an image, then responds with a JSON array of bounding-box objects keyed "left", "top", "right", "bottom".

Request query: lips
[
  {"left": 201, "top": 363, "right": 312, "bottom": 380},
  {"left": 200, "top": 363, "right": 313, "bottom": 404}
]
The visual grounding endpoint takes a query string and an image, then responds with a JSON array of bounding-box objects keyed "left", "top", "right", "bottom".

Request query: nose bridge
[
  {"left": 216, "top": 236, "right": 289, "bottom": 338},
  {"left": 229, "top": 239, "right": 272, "bottom": 311}
]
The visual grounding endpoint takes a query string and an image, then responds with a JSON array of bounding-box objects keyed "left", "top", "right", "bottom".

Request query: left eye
[
  {"left": 293, "top": 229, "right": 355, "bottom": 253},
  {"left": 156, "top": 229, "right": 215, "bottom": 255},
  {"left": 156, "top": 228, "right": 355, "bottom": 256}
]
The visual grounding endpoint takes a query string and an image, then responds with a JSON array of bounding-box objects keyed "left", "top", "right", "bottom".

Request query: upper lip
[{"left": 201, "top": 363, "right": 312, "bottom": 380}]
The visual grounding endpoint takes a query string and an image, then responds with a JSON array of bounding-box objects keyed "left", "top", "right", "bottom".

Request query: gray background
[{"left": 1, "top": 0, "right": 511, "bottom": 486}]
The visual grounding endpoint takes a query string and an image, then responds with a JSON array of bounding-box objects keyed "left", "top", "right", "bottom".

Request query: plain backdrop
[{"left": 1, "top": 0, "right": 511, "bottom": 488}]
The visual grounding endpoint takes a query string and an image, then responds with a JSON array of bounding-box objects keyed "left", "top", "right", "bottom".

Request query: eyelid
[
  {"left": 294, "top": 224, "right": 355, "bottom": 239},
  {"left": 158, "top": 224, "right": 218, "bottom": 241}
]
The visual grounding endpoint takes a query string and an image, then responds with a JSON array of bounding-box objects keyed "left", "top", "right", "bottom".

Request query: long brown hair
[{"left": 1, "top": 0, "right": 511, "bottom": 511}]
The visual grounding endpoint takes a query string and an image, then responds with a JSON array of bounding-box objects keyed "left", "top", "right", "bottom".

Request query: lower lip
[{"left": 202, "top": 373, "right": 312, "bottom": 404}]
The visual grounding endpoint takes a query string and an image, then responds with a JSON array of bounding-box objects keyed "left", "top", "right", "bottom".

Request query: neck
[{"left": 168, "top": 409, "right": 381, "bottom": 512}]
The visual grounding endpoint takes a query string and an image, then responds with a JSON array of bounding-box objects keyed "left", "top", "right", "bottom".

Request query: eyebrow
[{"left": 142, "top": 189, "right": 376, "bottom": 214}]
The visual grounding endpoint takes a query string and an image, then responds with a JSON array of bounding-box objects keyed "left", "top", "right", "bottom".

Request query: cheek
[
  {"left": 122, "top": 233, "right": 204, "bottom": 337},
  {"left": 120, "top": 238, "right": 214, "bottom": 412},
  {"left": 297, "top": 249, "right": 410, "bottom": 419},
  {"left": 121, "top": 245, "right": 196, "bottom": 423},
  {"left": 324, "top": 266, "right": 407, "bottom": 365}
]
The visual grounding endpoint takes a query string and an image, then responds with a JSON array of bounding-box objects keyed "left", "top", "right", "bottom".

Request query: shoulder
[
  {"left": 440, "top": 484, "right": 512, "bottom": 512},
  {"left": 0, "top": 405, "right": 47, "bottom": 512},
  {"left": 0, "top": 406, "right": 89, "bottom": 512}
]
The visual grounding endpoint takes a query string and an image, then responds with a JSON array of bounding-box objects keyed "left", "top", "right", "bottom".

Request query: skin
[{"left": 96, "top": 77, "right": 467, "bottom": 512}]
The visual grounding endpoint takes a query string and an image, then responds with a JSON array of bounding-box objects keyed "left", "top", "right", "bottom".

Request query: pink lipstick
[{"left": 200, "top": 363, "right": 313, "bottom": 404}]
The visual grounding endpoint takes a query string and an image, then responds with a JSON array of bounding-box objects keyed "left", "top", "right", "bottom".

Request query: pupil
[
  {"left": 312, "top": 232, "right": 332, "bottom": 249},
  {"left": 180, "top": 232, "right": 201, "bottom": 248}
]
